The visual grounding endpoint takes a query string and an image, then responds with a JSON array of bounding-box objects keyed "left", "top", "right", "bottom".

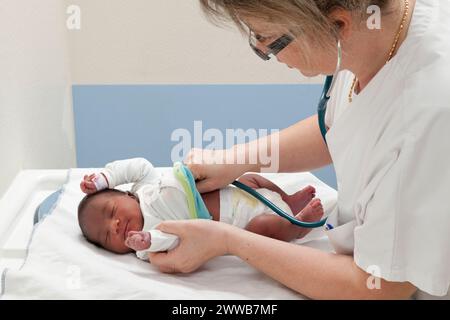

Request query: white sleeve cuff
[
  {"left": 93, "top": 173, "right": 109, "bottom": 191},
  {"left": 136, "top": 229, "right": 180, "bottom": 260}
]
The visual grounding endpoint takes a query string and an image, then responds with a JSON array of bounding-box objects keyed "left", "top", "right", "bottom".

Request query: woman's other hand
[{"left": 148, "top": 220, "right": 232, "bottom": 273}]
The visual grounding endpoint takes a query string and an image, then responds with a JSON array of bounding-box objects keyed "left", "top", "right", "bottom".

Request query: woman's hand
[
  {"left": 184, "top": 148, "right": 256, "bottom": 193},
  {"left": 148, "top": 220, "right": 233, "bottom": 273}
]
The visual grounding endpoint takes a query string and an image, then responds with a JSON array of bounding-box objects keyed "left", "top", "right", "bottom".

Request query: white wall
[
  {"left": 0, "top": 0, "right": 76, "bottom": 197},
  {"left": 0, "top": 0, "right": 322, "bottom": 196},
  {"left": 67, "top": 0, "right": 321, "bottom": 84}
]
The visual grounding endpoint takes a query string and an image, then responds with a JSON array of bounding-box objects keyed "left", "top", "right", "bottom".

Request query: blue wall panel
[{"left": 73, "top": 84, "right": 337, "bottom": 188}]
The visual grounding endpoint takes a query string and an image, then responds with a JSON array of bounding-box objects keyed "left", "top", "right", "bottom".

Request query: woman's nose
[{"left": 255, "top": 41, "right": 268, "bottom": 54}]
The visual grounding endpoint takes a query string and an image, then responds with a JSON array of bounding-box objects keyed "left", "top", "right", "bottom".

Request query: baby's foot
[
  {"left": 294, "top": 198, "right": 324, "bottom": 239},
  {"left": 125, "top": 231, "right": 152, "bottom": 251},
  {"left": 285, "top": 185, "right": 316, "bottom": 214}
]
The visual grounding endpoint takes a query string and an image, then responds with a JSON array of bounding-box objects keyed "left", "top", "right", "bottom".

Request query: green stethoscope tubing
[
  {"left": 231, "top": 180, "right": 328, "bottom": 229},
  {"left": 230, "top": 75, "right": 334, "bottom": 229},
  {"left": 318, "top": 75, "right": 333, "bottom": 145}
]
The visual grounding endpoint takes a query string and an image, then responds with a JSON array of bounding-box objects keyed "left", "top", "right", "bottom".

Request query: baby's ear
[{"left": 126, "top": 191, "right": 137, "bottom": 200}]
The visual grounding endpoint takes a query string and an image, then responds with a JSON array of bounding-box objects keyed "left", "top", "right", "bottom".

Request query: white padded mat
[{"left": 1, "top": 169, "right": 337, "bottom": 299}]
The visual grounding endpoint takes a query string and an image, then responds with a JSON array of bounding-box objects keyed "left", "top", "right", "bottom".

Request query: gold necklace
[{"left": 348, "top": 0, "right": 410, "bottom": 103}]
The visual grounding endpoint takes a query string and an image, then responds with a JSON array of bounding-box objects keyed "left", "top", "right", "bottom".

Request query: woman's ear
[{"left": 328, "top": 7, "right": 353, "bottom": 41}]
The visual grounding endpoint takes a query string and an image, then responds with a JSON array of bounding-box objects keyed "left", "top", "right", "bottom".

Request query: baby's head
[{"left": 78, "top": 189, "right": 144, "bottom": 254}]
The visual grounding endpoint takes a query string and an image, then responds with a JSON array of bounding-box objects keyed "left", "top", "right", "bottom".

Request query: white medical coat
[{"left": 324, "top": 0, "right": 450, "bottom": 298}]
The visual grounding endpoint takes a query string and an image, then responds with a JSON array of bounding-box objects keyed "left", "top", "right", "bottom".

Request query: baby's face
[{"left": 82, "top": 192, "right": 144, "bottom": 254}]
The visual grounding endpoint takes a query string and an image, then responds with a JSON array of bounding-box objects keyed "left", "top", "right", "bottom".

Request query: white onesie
[{"left": 99, "top": 158, "right": 292, "bottom": 260}]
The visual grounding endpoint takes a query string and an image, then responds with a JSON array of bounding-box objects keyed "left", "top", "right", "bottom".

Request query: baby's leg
[
  {"left": 237, "top": 174, "right": 315, "bottom": 214},
  {"left": 245, "top": 198, "right": 324, "bottom": 242},
  {"left": 125, "top": 231, "right": 152, "bottom": 251}
]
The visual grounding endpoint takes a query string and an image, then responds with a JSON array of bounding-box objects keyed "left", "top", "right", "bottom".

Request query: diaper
[{"left": 219, "top": 186, "right": 293, "bottom": 229}]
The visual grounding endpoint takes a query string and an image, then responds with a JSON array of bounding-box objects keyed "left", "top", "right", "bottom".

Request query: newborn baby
[{"left": 78, "top": 158, "right": 323, "bottom": 260}]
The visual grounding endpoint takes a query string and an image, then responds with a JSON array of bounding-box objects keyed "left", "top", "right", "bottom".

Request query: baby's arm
[
  {"left": 102, "top": 158, "right": 160, "bottom": 189},
  {"left": 80, "top": 158, "right": 160, "bottom": 194}
]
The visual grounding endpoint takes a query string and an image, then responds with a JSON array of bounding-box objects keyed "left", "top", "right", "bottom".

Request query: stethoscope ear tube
[
  {"left": 318, "top": 75, "right": 333, "bottom": 145},
  {"left": 231, "top": 180, "right": 328, "bottom": 228},
  {"left": 317, "top": 39, "right": 341, "bottom": 143}
]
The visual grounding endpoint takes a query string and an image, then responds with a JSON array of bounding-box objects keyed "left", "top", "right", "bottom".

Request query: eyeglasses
[{"left": 248, "top": 30, "right": 294, "bottom": 61}]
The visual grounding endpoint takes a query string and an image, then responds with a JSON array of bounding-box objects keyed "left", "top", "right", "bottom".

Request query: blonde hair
[{"left": 199, "top": 0, "right": 390, "bottom": 47}]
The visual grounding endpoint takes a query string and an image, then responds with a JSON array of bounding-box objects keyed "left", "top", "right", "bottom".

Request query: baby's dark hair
[{"left": 78, "top": 189, "right": 126, "bottom": 243}]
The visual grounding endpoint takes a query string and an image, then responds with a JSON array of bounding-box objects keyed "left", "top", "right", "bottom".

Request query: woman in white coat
[{"left": 150, "top": 0, "right": 450, "bottom": 299}]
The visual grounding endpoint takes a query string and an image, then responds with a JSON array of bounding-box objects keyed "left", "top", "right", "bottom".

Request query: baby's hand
[
  {"left": 125, "top": 231, "right": 152, "bottom": 251},
  {"left": 80, "top": 174, "right": 98, "bottom": 194},
  {"left": 80, "top": 173, "right": 109, "bottom": 194}
]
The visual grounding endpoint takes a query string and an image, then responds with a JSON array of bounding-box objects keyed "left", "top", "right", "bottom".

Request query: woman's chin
[
  {"left": 283, "top": 64, "right": 321, "bottom": 77},
  {"left": 298, "top": 69, "right": 320, "bottom": 77}
]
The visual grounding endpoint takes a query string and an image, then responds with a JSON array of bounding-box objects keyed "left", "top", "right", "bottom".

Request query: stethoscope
[{"left": 231, "top": 42, "right": 343, "bottom": 228}]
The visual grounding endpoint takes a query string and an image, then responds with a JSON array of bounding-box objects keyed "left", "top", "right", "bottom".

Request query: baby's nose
[{"left": 110, "top": 219, "right": 120, "bottom": 234}]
